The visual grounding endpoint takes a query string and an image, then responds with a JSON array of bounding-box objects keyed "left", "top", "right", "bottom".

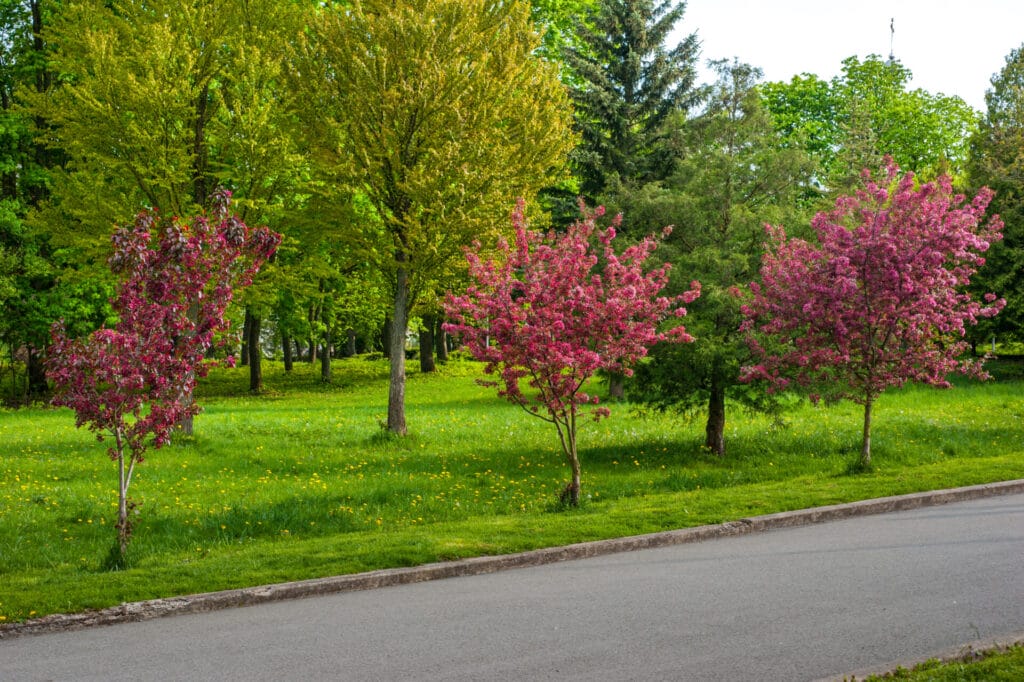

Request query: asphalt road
[{"left": 2, "top": 493, "right": 1022, "bottom": 681}]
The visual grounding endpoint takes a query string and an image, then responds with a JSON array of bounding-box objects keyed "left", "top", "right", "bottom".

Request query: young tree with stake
[
  {"left": 740, "top": 163, "right": 1004, "bottom": 468},
  {"left": 445, "top": 201, "right": 699, "bottom": 505}
]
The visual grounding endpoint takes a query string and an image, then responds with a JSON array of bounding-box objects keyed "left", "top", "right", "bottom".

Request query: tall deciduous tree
[
  {"left": 762, "top": 56, "right": 978, "bottom": 192},
  {"left": 967, "top": 44, "right": 1024, "bottom": 347},
  {"left": 444, "top": 201, "right": 699, "bottom": 505},
  {"left": 25, "top": 0, "right": 309, "bottom": 394},
  {"left": 306, "top": 0, "right": 574, "bottom": 435},
  {"left": 629, "top": 59, "right": 815, "bottom": 456},
  {"left": 47, "top": 192, "right": 279, "bottom": 557},
  {"left": 564, "top": 0, "right": 701, "bottom": 201},
  {"left": 740, "top": 163, "right": 1003, "bottom": 469}
]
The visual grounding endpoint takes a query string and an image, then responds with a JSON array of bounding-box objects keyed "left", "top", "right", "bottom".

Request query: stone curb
[
  {"left": 3, "top": 478, "right": 1023, "bottom": 640},
  {"left": 814, "top": 630, "right": 1024, "bottom": 681}
]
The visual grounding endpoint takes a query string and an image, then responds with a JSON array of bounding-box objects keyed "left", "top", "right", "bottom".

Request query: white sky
[{"left": 676, "top": 0, "right": 1024, "bottom": 111}]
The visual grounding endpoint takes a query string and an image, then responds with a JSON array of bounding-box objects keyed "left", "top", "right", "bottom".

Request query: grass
[
  {"left": 861, "top": 644, "right": 1024, "bottom": 680},
  {"left": 1, "top": 355, "right": 1022, "bottom": 623}
]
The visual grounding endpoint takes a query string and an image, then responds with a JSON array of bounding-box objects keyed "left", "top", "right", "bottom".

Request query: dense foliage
[{"left": 968, "top": 43, "right": 1024, "bottom": 347}]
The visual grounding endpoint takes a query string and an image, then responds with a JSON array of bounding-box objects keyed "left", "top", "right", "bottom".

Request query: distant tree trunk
[
  {"left": 434, "top": 317, "right": 449, "bottom": 363},
  {"left": 608, "top": 371, "right": 625, "bottom": 400},
  {"left": 705, "top": 377, "right": 727, "bottom": 457},
  {"left": 247, "top": 310, "right": 263, "bottom": 393},
  {"left": 382, "top": 318, "right": 392, "bottom": 358},
  {"left": 419, "top": 315, "right": 436, "bottom": 373},
  {"left": 240, "top": 313, "right": 252, "bottom": 367},
  {"left": 345, "top": 328, "right": 357, "bottom": 357},
  {"left": 320, "top": 328, "right": 332, "bottom": 383},
  {"left": 27, "top": 346, "right": 48, "bottom": 397},
  {"left": 282, "top": 333, "right": 294, "bottom": 372},
  {"left": 307, "top": 304, "right": 318, "bottom": 363},
  {"left": 388, "top": 266, "right": 409, "bottom": 435},
  {"left": 294, "top": 339, "right": 303, "bottom": 362}
]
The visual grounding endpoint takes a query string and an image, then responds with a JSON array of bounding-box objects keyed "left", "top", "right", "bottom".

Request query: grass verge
[
  {"left": 1, "top": 356, "right": 1022, "bottom": 622},
  {"left": 861, "top": 643, "right": 1024, "bottom": 680}
]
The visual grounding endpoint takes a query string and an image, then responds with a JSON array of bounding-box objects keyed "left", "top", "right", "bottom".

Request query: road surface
[{"left": 2, "top": 493, "right": 1022, "bottom": 681}]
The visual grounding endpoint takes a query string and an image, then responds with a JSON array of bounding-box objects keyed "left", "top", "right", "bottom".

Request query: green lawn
[{"left": 1, "top": 356, "right": 1022, "bottom": 622}]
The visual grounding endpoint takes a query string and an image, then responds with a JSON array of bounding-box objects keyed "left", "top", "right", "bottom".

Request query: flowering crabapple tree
[
  {"left": 740, "top": 163, "right": 1004, "bottom": 469},
  {"left": 444, "top": 200, "right": 700, "bottom": 505},
  {"left": 47, "top": 190, "right": 280, "bottom": 556}
]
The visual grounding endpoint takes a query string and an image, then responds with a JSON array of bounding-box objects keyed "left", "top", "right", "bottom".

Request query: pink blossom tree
[
  {"left": 47, "top": 191, "right": 280, "bottom": 556},
  {"left": 444, "top": 201, "right": 700, "bottom": 505},
  {"left": 740, "top": 163, "right": 1004, "bottom": 469}
]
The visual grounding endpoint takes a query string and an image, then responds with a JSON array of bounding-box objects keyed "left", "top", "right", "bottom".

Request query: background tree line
[{"left": 2, "top": 0, "right": 1022, "bottom": 449}]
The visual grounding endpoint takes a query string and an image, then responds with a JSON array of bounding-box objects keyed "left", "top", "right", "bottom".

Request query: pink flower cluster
[
  {"left": 47, "top": 189, "right": 280, "bottom": 463},
  {"left": 444, "top": 199, "right": 698, "bottom": 490}
]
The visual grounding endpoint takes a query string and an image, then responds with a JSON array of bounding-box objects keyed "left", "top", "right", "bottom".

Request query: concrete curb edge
[
  {"left": 814, "top": 630, "right": 1024, "bottom": 681},
  {"left": 3, "top": 478, "right": 1023, "bottom": 640}
]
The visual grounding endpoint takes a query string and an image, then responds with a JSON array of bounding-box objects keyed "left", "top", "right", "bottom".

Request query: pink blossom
[
  {"left": 47, "top": 193, "right": 280, "bottom": 554},
  {"left": 444, "top": 199, "right": 699, "bottom": 505},
  {"left": 740, "top": 161, "right": 1003, "bottom": 466}
]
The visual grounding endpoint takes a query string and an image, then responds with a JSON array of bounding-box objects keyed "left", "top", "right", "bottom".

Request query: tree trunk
[
  {"left": 294, "top": 339, "right": 303, "bottom": 362},
  {"left": 860, "top": 399, "right": 873, "bottom": 468},
  {"left": 320, "top": 328, "right": 332, "bottom": 383},
  {"left": 345, "top": 328, "right": 357, "bottom": 357},
  {"left": 419, "top": 315, "right": 436, "bottom": 373},
  {"left": 559, "top": 434, "right": 581, "bottom": 506},
  {"left": 382, "top": 318, "right": 392, "bottom": 358},
  {"left": 240, "top": 313, "right": 251, "bottom": 367},
  {"left": 608, "top": 371, "right": 625, "bottom": 400},
  {"left": 192, "top": 82, "right": 210, "bottom": 207},
  {"left": 116, "top": 432, "right": 129, "bottom": 556},
  {"left": 387, "top": 267, "right": 409, "bottom": 435},
  {"left": 307, "top": 304, "right": 318, "bottom": 363},
  {"left": 26, "top": 346, "right": 48, "bottom": 397},
  {"left": 247, "top": 310, "right": 263, "bottom": 393},
  {"left": 434, "top": 317, "right": 449, "bottom": 363},
  {"left": 705, "top": 378, "right": 727, "bottom": 456},
  {"left": 282, "top": 333, "right": 293, "bottom": 372}
]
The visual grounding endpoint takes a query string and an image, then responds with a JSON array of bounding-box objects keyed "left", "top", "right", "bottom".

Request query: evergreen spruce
[
  {"left": 967, "top": 44, "right": 1024, "bottom": 347},
  {"left": 564, "top": 0, "right": 701, "bottom": 200}
]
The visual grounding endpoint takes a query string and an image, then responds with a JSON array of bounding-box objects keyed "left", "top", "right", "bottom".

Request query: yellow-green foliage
[{"left": 304, "top": 0, "right": 576, "bottom": 283}]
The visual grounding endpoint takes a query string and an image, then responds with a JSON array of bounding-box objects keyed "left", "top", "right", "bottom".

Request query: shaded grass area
[{"left": 1, "top": 356, "right": 1022, "bottom": 621}]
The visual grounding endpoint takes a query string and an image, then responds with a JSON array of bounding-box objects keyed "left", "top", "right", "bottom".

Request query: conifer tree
[
  {"left": 967, "top": 44, "right": 1024, "bottom": 347},
  {"left": 564, "top": 0, "right": 701, "bottom": 200},
  {"left": 629, "top": 60, "right": 814, "bottom": 455}
]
